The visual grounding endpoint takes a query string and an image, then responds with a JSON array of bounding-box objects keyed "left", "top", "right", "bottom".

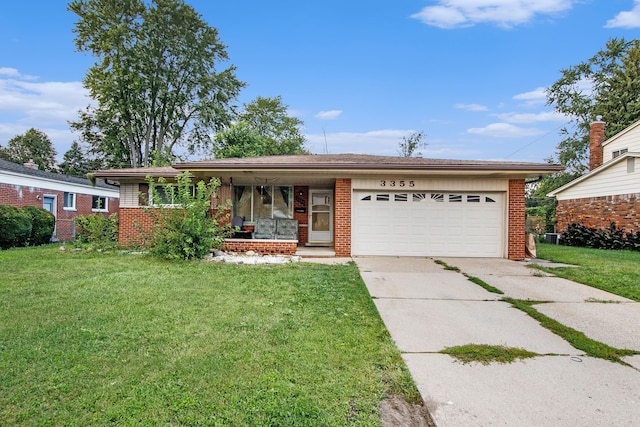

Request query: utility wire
[{"left": 504, "top": 124, "right": 563, "bottom": 159}]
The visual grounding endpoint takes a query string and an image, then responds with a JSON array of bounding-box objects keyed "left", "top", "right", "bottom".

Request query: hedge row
[
  {"left": 562, "top": 222, "right": 640, "bottom": 251},
  {"left": 0, "top": 205, "right": 55, "bottom": 249}
]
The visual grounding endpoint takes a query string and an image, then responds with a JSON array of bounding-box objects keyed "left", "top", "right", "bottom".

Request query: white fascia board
[{"left": 0, "top": 171, "right": 119, "bottom": 198}]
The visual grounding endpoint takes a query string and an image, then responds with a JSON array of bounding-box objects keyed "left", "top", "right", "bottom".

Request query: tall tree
[
  {"left": 0, "top": 128, "right": 58, "bottom": 172},
  {"left": 59, "top": 141, "right": 102, "bottom": 177},
  {"left": 397, "top": 131, "right": 426, "bottom": 157},
  {"left": 546, "top": 38, "right": 640, "bottom": 173},
  {"left": 68, "top": 0, "right": 244, "bottom": 168},
  {"left": 212, "top": 96, "right": 308, "bottom": 158}
]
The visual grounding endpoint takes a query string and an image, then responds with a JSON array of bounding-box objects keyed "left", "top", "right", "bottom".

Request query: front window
[
  {"left": 233, "top": 185, "right": 293, "bottom": 221},
  {"left": 92, "top": 196, "right": 108, "bottom": 212},
  {"left": 63, "top": 192, "right": 76, "bottom": 210},
  {"left": 150, "top": 185, "right": 195, "bottom": 206}
]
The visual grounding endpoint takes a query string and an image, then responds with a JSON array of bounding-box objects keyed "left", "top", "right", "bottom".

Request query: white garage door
[{"left": 352, "top": 191, "right": 505, "bottom": 257}]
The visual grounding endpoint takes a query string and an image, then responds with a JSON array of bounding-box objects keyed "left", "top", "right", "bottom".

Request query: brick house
[
  {"left": 94, "top": 154, "right": 561, "bottom": 260},
  {"left": 0, "top": 158, "right": 119, "bottom": 241},
  {"left": 549, "top": 120, "right": 640, "bottom": 233}
]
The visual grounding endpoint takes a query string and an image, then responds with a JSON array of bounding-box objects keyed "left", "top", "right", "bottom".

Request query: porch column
[{"left": 334, "top": 178, "right": 351, "bottom": 257}]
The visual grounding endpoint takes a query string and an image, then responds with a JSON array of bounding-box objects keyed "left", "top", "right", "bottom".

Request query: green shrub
[
  {"left": 0, "top": 205, "right": 33, "bottom": 249},
  {"left": 562, "top": 222, "right": 640, "bottom": 251},
  {"left": 22, "top": 206, "right": 55, "bottom": 246},
  {"left": 144, "top": 173, "right": 228, "bottom": 260},
  {"left": 75, "top": 213, "right": 119, "bottom": 248}
]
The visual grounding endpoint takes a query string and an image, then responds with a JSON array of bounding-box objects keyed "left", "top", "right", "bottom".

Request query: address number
[{"left": 380, "top": 180, "right": 415, "bottom": 187}]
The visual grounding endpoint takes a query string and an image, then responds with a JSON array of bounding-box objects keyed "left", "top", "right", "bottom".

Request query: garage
[{"left": 352, "top": 190, "right": 505, "bottom": 257}]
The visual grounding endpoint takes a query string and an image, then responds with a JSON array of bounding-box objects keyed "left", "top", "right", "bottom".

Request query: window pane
[
  {"left": 63, "top": 192, "right": 75, "bottom": 208},
  {"left": 273, "top": 186, "right": 293, "bottom": 218},
  {"left": 92, "top": 196, "right": 107, "bottom": 210},
  {"left": 376, "top": 194, "right": 389, "bottom": 201},
  {"left": 312, "top": 212, "right": 330, "bottom": 231},
  {"left": 394, "top": 194, "right": 408, "bottom": 202},
  {"left": 467, "top": 195, "right": 480, "bottom": 203},
  {"left": 430, "top": 193, "right": 444, "bottom": 202},
  {"left": 233, "top": 186, "right": 253, "bottom": 221},
  {"left": 254, "top": 186, "right": 274, "bottom": 218},
  {"left": 449, "top": 194, "right": 462, "bottom": 202}
]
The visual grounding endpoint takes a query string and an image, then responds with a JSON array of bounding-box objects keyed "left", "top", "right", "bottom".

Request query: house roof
[
  {"left": 548, "top": 151, "right": 640, "bottom": 197},
  {"left": 174, "top": 154, "right": 563, "bottom": 174},
  {"left": 0, "top": 158, "right": 118, "bottom": 190},
  {"left": 91, "top": 166, "right": 182, "bottom": 179}
]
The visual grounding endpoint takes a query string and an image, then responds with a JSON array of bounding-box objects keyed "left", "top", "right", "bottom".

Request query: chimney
[
  {"left": 23, "top": 160, "right": 38, "bottom": 170},
  {"left": 589, "top": 118, "right": 605, "bottom": 171}
]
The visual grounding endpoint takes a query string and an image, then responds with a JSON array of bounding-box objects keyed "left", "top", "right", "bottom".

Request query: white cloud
[
  {"left": 411, "top": 0, "right": 575, "bottom": 29},
  {"left": 605, "top": 0, "right": 640, "bottom": 28},
  {"left": 0, "top": 71, "right": 91, "bottom": 159},
  {"left": 455, "top": 103, "right": 488, "bottom": 111},
  {"left": 513, "top": 86, "right": 547, "bottom": 105},
  {"left": 494, "top": 111, "right": 567, "bottom": 124},
  {"left": 467, "top": 123, "right": 544, "bottom": 138},
  {"left": 315, "top": 110, "right": 343, "bottom": 120}
]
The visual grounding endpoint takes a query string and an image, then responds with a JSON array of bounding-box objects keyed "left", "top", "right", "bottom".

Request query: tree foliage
[
  {"left": 397, "top": 131, "right": 426, "bottom": 157},
  {"left": 59, "top": 141, "right": 103, "bottom": 177},
  {"left": 212, "top": 96, "right": 308, "bottom": 158},
  {"left": 144, "top": 173, "right": 228, "bottom": 259},
  {"left": 546, "top": 38, "right": 640, "bottom": 174},
  {"left": 68, "top": 0, "right": 244, "bottom": 168},
  {"left": 0, "top": 128, "right": 58, "bottom": 172}
]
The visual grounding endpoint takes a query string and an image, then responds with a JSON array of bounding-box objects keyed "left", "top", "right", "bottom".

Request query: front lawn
[
  {"left": 0, "top": 246, "right": 419, "bottom": 426},
  {"left": 536, "top": 243, "right": 640, "bottom": 301}
]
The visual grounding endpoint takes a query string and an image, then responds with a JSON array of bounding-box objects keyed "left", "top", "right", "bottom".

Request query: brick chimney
[
  {"left": 23, "top": 160, "right": 38, "bottom": 170},
  {"left": 589, "top": 119, "right": 605, "bottom": 171}
]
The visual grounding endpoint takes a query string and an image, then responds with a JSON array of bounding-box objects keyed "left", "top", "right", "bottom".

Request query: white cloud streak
[
  {"left": 455, "top": 103, "right": 489, "bottom": 111},
  {"left": 305, "top": 129, "right": 413, "bottom": 155},
  {"left": 494, "top": 111, "right": 566, "bottom": 124},
  {"left": 467, "top": 123, "right": 544, "bottom": 138},
  {"left": 315, "top": 110, "right": 343, "bottom": 120},
  {"left": 411, "top": 0, "right": 575, "bottom": 29},
  {"left": 605, "top": 0, "right": 640, "bottom": 28}
]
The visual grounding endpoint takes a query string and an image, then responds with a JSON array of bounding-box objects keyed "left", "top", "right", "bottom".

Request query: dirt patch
[{"left": 379, "top": 395, "right": 435, "bottom": 427}]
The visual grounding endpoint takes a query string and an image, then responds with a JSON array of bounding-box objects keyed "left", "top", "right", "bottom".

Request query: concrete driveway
[{"left": 355, "top": 257, "right": 640, "bottom": 427}]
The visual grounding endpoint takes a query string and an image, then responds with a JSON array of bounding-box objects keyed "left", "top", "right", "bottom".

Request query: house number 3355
[{"left": 380, "top": 180, "right": 414, "bottom": 187}]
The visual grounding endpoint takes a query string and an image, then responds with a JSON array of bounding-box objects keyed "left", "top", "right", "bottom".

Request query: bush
[
  {"left": 76, "top": 213, "right": 119, "bottom": 248},
  {"left": 22, "top": 206, "right": 55, "bottom": 246},
  {"left": 144, "top": 173, "right": 228, "bottom": 260},
  {"left": 0, "top": 205, "right": 33, "bottom": 249},
  {"left": 562, "top": 222, "right": 640, "bottom": 251}
]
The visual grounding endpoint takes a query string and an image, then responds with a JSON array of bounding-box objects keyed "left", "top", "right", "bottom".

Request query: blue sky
[{"left": 1, "top": 1, "right": 639, "bottom": 163}]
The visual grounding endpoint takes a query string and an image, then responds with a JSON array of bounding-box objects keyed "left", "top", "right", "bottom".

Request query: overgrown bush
[
  {"left": 22, "top": 206, "right": 55, "bottom": 246},
  {"left": 75, "top": 213, "right": 119, "bottom": 249},
  {"left": 562, "top": 222, "right": 640, "bottom": 251},
  {"left": 144, "top": 173, "right": 228, "bottom": 260},
  {"left": 0, "top": 205, "right": 33, "bottom": 249}
]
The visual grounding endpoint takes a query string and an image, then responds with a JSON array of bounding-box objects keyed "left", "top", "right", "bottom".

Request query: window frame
[
  {"left": 91, "top": 195, "right": 109, "bottom": 212},
  {"left": 63, "top": 192, "right": 76, "bottom": 211},
  {"left": 232, "top": 185, "right": 294, "bottom": 222}
]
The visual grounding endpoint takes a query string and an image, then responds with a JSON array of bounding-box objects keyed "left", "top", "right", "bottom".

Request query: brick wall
[
  {"left": 223, "top": 239, "right": 298, "bottom": 255},
  {"left": 0, "top": 183, "right": 118, "bottom": 241},
  {"left": 508, "top": 179, "right": 525, "bottom": 260},
  {"left": 293, "top": 186, "right": 308, "bottom": 245},
  {"left": 556, "top": 193, "right": 640, "bottom": 233},
  {"left": 118, "top": 207, "right": 153, "bottom": 247},
  {"left": 334, "top": 178, "right": 351, "bottom": 257}
]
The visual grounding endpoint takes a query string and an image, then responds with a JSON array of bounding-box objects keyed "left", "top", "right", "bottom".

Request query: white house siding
[
  {"left": 351, "top": 177, "right": 509, "bottom": 192},
  {"left": 603, "top": 122, "right": 640, "bottom": 161},
  {"left": 119, "top": 183, "right": 140, "bottom": 208},
  {"left": 555, "top": 158, "right": 640, "bottom": 200}
]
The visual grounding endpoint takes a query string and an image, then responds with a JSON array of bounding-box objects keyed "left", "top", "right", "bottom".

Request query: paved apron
[{"left": 355, "top": 256, "right": 640, "bottom": 427}]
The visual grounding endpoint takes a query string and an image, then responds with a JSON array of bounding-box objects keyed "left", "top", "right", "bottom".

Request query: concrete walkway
[{"left": 355, "top": 256, "right": 640, "bottom": 427}]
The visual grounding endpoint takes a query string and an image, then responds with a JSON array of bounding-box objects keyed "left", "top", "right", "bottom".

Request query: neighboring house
[
  {"left": 95, "top": 154, "right": 560, "bottom": 260},
  {"left": 0, "top": 158, "right": 119, "bottom": 241},
  {"left": 549, "top": 120, "right": 640, "bottom": 233}
]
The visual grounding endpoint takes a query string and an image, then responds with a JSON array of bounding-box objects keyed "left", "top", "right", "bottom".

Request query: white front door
[{"left": 308, "top": 190, "right": 333, "bottom": 243}]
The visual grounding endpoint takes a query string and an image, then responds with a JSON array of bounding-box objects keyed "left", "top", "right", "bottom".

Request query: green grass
[
  {"left": 440, "top": 344, "right": 537, "bottom": 365},
  {"left": 0, "top": 246, "right": 419, "bottom": 426},
  {"left": 504, "top": 298, "right": 639, "bottom": 364},
  {"left": 434, "top": 260, "right": 503, "bottom": 294},
  {"left": 535, "top": 243, "right": 640, "bottom": 301}
]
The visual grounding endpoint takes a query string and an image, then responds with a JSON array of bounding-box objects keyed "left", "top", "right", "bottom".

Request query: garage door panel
[{"left": 353, "top": 191, "right": 504, "bottom": 257}]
